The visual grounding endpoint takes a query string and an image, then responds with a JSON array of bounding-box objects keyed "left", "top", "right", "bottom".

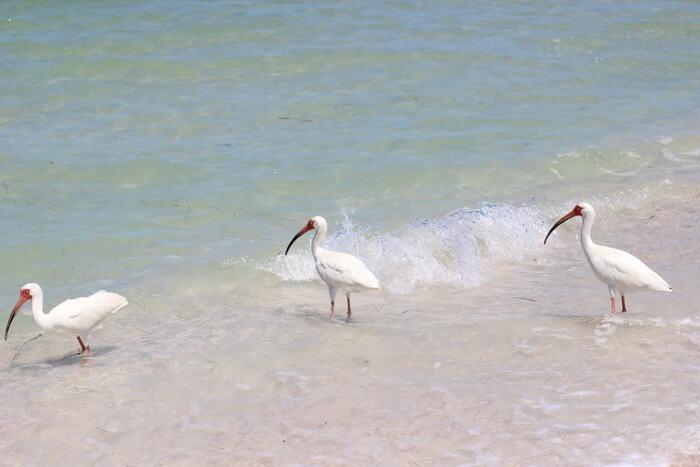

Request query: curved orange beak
[
  {"left": 6, "top": 289, "right": 30, "bottom": 341},
  {"left": 544, "top": 207, "right": 582, "bottom": 245},
  {"left": 285, "top": 220, "right": 315, "bottom": 255}
]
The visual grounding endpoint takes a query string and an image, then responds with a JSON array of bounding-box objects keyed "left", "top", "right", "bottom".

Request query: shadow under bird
[
  {"left": 285, "top": 216, "right": 380, "bottom": 322},
  {"left": 544, "top": 202, "right": 672, "bottom": 313},
  {"left": 5, "top": 283, "right": 129, "bottom": 355}
]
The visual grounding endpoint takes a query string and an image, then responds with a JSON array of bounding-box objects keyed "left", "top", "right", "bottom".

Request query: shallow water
[
  {"left": 1, "top": 1, "right": 699, "bottom": 465},
  {"left": 1, "top": 188, "right": 698, "bottom": 465}
]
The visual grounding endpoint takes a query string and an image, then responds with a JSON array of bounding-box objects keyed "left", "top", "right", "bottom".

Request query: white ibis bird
[
  {"left": 544, "top": 202, "right": 672, "bottom": 313},
  {"left": 5, "top": 283, "right": 128, "bottom": 354},
  {"left": 285, "top": 216, "right": 379, "bottom": 321}
]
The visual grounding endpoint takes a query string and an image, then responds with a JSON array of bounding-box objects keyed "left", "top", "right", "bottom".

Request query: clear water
[{"left": 1, "top": 1, "right": 699, "bottom": 464}]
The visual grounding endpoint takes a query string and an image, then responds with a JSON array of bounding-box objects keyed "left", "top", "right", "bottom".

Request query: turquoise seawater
[{"left": 2, "top": 0, "right": 700, "bottom": 298}]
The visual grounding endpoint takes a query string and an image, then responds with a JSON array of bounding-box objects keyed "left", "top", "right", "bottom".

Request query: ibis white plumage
[
  {"left": 285, "top": 216, "right": 379, "bottom": 321},
  {"left": 5, "top": 283, "right": 128, "bottom": 354},
  {"left": 544, "top": 202, "right": 672, "bottom": 313}
]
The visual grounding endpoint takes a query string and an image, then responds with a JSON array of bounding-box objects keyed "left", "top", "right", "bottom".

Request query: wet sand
[{"left": 1, "top": 184, "right": 698, "bottom": 465}]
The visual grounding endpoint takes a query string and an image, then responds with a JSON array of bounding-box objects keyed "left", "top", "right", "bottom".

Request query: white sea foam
[
  {"left": 681, "top": 147, "right": 700, "bottom": 156},
  {"left": 549, "top": 167, "right": 564, "bottom": 179},
  {"left": 661, "top": 148, "right": 681, "bottom": 161},
  {"left": 600, "top": 167, "right": 637, "bottom": 177},
  {"left": 262, "top": 203, "right": 548, "bottom": 293}
]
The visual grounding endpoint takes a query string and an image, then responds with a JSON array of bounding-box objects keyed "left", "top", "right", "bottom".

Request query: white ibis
[
  {"left": 544, "top": 202, "right": 672, "bottom": 313},
  {"left": 285, "top": 216, "right": 379, "bottom": 321},
  {"left": 5, "top": 283, "right": 129, "bottom": 355}
]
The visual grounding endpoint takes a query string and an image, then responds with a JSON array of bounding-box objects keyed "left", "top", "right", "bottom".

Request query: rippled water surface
[{"left": 1, "top": 0, "right": 699, "bottom": 465}]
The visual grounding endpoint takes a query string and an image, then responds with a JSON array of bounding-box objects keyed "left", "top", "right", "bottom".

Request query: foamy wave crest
[{"left": 262, "top": 203, "right": 549, "bottom": 294}]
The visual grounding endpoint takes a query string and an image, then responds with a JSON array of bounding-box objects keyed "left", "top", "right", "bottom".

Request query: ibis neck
[
  {"left": 580, "top": 213, "right": 596, "bottom": 253},
  {"left": 30, "top": 295, "right": 51, "bottom": 331},
  {"left": 311, "top": 225, "right": 327, "bottom": 260}
]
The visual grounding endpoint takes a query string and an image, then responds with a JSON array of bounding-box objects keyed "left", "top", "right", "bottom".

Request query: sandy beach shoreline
[{"left": 1, "top": 182, "right": 697, "bottom": 465}]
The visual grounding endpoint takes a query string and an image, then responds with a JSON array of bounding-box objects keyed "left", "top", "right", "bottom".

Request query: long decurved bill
[
  {"left": 5, "top": 293, "right": 29, "bottom": 341},
  {"left": 285, "top": 224, "right": 313, "bottom": 255},
  {"left": 544, "top": 209, "right": 580, "bottom": 245}
]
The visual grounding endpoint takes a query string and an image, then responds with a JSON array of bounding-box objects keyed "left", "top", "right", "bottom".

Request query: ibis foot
[{"left": 76, "top": 336, "right": 91, "bottom": 355}]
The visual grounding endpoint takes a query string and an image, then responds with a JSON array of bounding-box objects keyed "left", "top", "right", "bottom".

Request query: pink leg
[
  {"left": 610, "top": 297, "right": 616, "bottom": 314},
  {"left": 76, "top": 336, "right": 92, "bottom": 355},
  {"left": 76, "top": 336, "right": 87, "bottom": 354},
  {"left": 330, "top": 301, "right": 335, "bottom": 318},
  {"left": 621, "top": 295, "right": 627, "bottom": 313},
  {"left": 346, "top": 296, "right": 352, "bottom": 323}
]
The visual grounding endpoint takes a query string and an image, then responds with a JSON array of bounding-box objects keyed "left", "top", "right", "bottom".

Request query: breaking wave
[{"left": 261, "top": 203, "right": 548, "bottom": 294}]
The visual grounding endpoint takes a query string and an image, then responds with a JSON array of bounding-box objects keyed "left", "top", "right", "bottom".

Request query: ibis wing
[
  {"left": 317, "top": 250, "right": 380, "bottom": 289},
  {"left": 50, "top": 291, "right": 129, "bottom": 333},
  {"left": 598, "top": 246, "right": 671, "bottom": 291}
]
